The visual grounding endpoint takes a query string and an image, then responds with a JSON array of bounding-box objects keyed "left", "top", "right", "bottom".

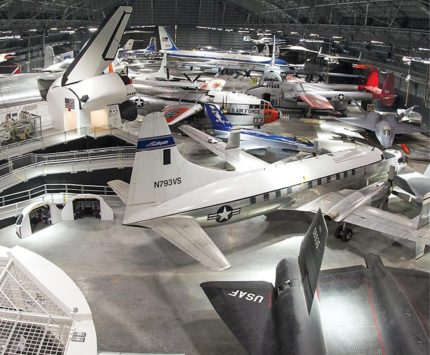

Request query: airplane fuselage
[
  {"left": 126, "top": 147, "right": 402, "bottom": 228},
  {"left": 165, "top": 49, "right": 287, "bottom": 67}
]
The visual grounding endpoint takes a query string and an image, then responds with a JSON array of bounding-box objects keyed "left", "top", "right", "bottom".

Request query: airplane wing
[
  {"left": 335, "top": 116, "right": 377, "bottom": 131},
  {"left": 108, "top": 180, "right": 129, "bottom": 204},
  {"left": 179, "top": 125, "right": 268, "bottom": 172},
  {"left": 298, "top": 93, "right": 334, "bottom": 110},
  {"left": 61, "top": 6, "right": 132, "bottom": 86},
  {"left": 342, "top": 206, "right": 419, "bottom": 242},
  {"left": 299, "top": 190, "right": 429, "bottom": 244},
  {"left": 162, "top": 103, "right": 203, "bottom": 125},
  {"left": 142, "top": 216, "right": 231, "bottom": 271},
  {"left": 392, "top": 121, "right": 428, "bottom": 135}
]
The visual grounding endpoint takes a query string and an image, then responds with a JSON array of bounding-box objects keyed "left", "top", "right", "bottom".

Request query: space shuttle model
[{"left": 47, "top": 6, "right": 137, "bottom": 131}]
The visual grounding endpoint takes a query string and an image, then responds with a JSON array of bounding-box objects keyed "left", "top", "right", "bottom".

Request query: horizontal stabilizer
[
  {"left": 143, "top": 216, "right": 230, "bottom": 271},
  {"left": 201, "top": 281, "right": 276, "bottom": 355},
  {"left": 163, "top": 104, "right": 203, "bottom": 125},
  {"left": 299, "top": 93, "right": 334, "bottom": 110},
  {"left": 178, "top": 125, "right": 268, "bottom": 172},
  {"left": 108, "top": 180, "right": 129, "bottom": 204},
  {"left": 62, "top": 6, "right": 132, "bottom": 86}
]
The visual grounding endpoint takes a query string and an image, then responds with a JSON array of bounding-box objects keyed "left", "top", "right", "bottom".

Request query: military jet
[
  {"left": 201, "top": 209, "right": 430, "bottom": 355},
  {"left": 335, "top": 106, "right": 428, "bottom": 148}
]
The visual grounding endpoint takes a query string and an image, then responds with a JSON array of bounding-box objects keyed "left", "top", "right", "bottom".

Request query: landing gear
[{"left": 335, "top": 224, "right": 353, "bottom": 242}]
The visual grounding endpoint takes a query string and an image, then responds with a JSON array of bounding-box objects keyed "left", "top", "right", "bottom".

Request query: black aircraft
[{"left": 201, "top": 210, "right": 429, "bottom": 355}]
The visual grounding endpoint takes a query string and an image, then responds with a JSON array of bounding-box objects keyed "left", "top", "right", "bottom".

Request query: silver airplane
[
  {"left": 108, "top": 111, "right": 430, "bottom": 270},
  {"left": 335, "top": 107, "right": 428, "bottom": 148}
]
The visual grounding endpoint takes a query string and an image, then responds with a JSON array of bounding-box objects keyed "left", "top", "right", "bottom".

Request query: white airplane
[
  {"left": 131, "top": 88, "right": 280, "bottom": 127},
  {"left": 159, "top": 26, "right": 288, "bottom": 69},
  {"left": 47, "top": 6, "right": 136, "bottom": 125},
  {"left": 108, "top": 111, "right": 428, "bottom": 270}
]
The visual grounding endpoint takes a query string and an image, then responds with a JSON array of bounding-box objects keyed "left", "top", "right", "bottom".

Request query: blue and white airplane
[
  {"left": 203, "top": 103, "right": 316, "bottom": 154},
  {"left": 159, "top": 26, "right": 288, "bottom": 72},
  {"left": 118, "top": 37, "right": 157, "bottom": 58}
]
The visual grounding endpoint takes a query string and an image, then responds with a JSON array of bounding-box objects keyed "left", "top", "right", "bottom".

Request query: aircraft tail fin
[
  {"left": 159, "top": 26, "right": 178, "bottom": 51},
  {"left": 155, "top": 52, "right": 168, "bottom": 78},
  {"left": 123, "top": 112, "right": 230, "bottom": 212},
  {"left": 424, "top": 164, "right": 430, "bottom": 177},
  {"left": 380, "top": 73, "right": 396, "bottom": 107},
  {"left": 145, "top": 37, "right": 156, "bottom": 52},
  {"left": 365, "top": 69, "right": 379, "bottom": 88},
  {"left": 123, "top": 39, "right": 134, "bottom": 51},
  {"left": 61, "top": 5, "right": 132, "bottom": 86},
  {"left": 44, "top": 46, "right": 56, "bottom": 67},
  {"left": 271, "top": 36, "right": 276, "bottom": 66},
  {"left": 297, "top": 209, "right": 328, "bottom": 312},
  {"left": 205, "top": 103, "right": 232, "bottom": 132},
  {"left": 200, "top": 281, "right": 277, "bottom": 355}
]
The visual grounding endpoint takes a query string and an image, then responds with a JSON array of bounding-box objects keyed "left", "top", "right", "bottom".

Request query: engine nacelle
[{"left": 118, "top": 100, "right": 138, "bottom": 121}]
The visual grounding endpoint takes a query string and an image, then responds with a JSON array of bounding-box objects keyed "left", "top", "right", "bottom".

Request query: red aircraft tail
[
  {"left": 365, "top": 69, "right": 379, "bottom": 88},
  {"left": 379, "top": 73, "right": 396, "bottom": 107}
]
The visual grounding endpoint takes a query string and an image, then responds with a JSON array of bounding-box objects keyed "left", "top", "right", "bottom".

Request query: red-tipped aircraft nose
[{"left": 263, "top": 109, "right": 279, "bottom": 124}]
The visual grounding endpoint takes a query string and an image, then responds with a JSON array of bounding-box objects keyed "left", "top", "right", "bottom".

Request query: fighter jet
[
  {"left": 335, "top": 107, "right": 428, "bottom": 148},
  {"left": 197, "top": 102, "right": 315, "bottom": 154},
  {"left": 201, "top": 208, "right": 430, "bottom": 355}
]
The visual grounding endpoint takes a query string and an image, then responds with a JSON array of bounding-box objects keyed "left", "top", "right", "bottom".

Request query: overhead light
[
  {"left": 28, "top": 29, "right": 37, "bottom": 32},
  {"left": 88, "top": 27, "right": 97, "bottom": 32},
  {"left": 418, "top": 47, "right": 429, "bottom": 51},
  {"left": 371, "top": 40, "right": 384, "bottom": 45},
  {"left": 332, "top": 36, "right": 342, "bottom": 39},
  {"left": 50, "top": 27, "right": 58, "bottom": 31},
  {"left": 290, "top": 31, "right": 298, "bottom": 35},
  {"left": 310, "top": 33, "right": 319, "bottom": 37}
]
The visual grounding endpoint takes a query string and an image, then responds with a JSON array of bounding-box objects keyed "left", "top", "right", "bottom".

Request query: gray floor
[
  {"left": 0, "top": 113, "right": 428, "bottom": 354},
  {"left": 0, "top": 199, "right": 428, "bottom": 354}
]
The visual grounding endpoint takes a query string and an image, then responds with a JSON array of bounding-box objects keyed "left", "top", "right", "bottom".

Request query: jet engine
[{"left": 118, "top": 100, "right": 138, "bottom": 121}]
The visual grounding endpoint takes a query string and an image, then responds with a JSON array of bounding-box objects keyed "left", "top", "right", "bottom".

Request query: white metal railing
[
  {"left": 0, "top": 124, "right": 140, "bottom": 158},
  {"left": 0, "top": 146, "right": 136, "bottom": 178},
  {"left": 0, "top": 183, "right": 121, "bottom": 220}
]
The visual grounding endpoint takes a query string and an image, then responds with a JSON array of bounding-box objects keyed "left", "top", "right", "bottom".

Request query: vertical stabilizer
[
  {"left": 159, "top": 26, "right": 178, "bottom": 51},
  {"left": 365, "top": 69, "right": 379, "bottom": 88},
  {"left": 44, "top": 46, "right": 56, "bottom": 67},
  {"left": 61, "top": 6, "right": 132, "bottom": 86},
  {"left": 123, "top": 39, "right": 134, "bottom": 51},
  {"left": 380, "top": 72, "right": 396, "bottom": 107},
  {"left": 145, "top": 37, "right": 156, "bottom": 51},
  {"left": 297, "top": 210, "right": 328, "bottom": 312},
  {"left": 126, "top": 112, "right": 231, "bottom": 209},
  {"left": 205, "top": 103, "right": 232, "bottom": 132}
]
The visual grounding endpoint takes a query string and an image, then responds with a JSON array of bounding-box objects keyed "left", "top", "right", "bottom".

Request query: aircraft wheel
[
  {"left": 334, "top": 225, "right": 344, "bottom": 238},
  {"left": 341, "top": 228, "right": 353, "bottom": 242},
  {"left": 305, "top": 111, "right": 313, "bottom": 118}
]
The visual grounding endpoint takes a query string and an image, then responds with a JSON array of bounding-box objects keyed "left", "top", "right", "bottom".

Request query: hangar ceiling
[{"left": 0, "top": 0, "right": 428, "bottom": 73}]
